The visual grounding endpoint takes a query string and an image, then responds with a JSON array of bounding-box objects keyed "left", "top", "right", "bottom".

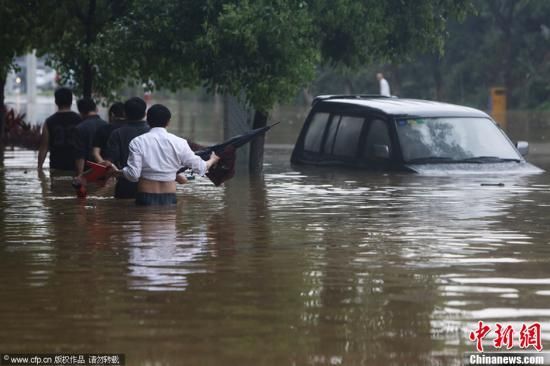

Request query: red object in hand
[
  {"left": 76, "top": 185, "right": 87, "bottom": 198},
  {"left": 83, "top": 161, "right": 108, "bottom": 183},
  {"left": 72, "top": 161, "right": 107, "bottom": 198}
]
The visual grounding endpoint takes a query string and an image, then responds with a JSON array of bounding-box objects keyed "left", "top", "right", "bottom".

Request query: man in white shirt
[
  {"left": 110, "top": 104, "right": 219, "bottom": 205},
  {"left": 377, "top": 72, "right": 391, "bottom": 97}
]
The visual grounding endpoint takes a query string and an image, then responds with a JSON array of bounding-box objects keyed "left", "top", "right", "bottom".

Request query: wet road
[{"left": 1, "top": 147, "right": 550, "bottom": 366}]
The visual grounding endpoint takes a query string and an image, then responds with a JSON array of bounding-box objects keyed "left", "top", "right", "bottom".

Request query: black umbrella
[
  {"left": 194, "top": 122, "right": 280, "bottom": 159},
  {"left": 180, "top": 122, "right": 280, "bottom": 186}
]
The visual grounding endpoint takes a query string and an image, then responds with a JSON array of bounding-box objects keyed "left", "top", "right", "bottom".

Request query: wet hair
[
  {"left": 108, "top": 102, "right": 125, "bottom": 121},
  {"left": 54, "top": 87, "right": 73, "bottom": 108},
  {"left": 124, "top": 97, "right": 146, "bottom": 120},
  {"left": 146, "top": 104, "right": 171, "bottom": 128},
  {"left": 77, "top": 98, "right": 97, "bottom": 115}
]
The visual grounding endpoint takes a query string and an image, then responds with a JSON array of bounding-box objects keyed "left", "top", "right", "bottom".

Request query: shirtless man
[{"left": 110, "top": 104, "right": 219, "bottom": 205}]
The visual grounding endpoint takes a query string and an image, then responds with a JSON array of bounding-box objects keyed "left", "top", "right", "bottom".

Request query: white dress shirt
[
  {"left": 122, "top": 127, "right": 207, "bottom": 182},
  {"left": 379, "top": 78, "right": 391, "bottom": 96}
]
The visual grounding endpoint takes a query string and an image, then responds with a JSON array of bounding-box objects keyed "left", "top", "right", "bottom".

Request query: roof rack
[{"left": 312, "top": 94, "right": 396, "bottom": 106}]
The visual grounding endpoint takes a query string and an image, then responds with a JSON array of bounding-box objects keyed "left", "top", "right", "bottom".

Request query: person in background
[
  {"left": 110, "top": 104, "right": 219, "bottom": 206},
  {"left": 92, "top": 102, "right": 125, "bottom": 163},
  {"left": 103, "top": 97, "right": 150, "bottom": 199},
  {"left": 37, "top": 87, "right": 81, "bottom": 171},
  {"left": 74, "top": 98, "right": 108, "bottom": 177},
  {"left": 377, "top": 72, "right": 391, "bottom": 97}
]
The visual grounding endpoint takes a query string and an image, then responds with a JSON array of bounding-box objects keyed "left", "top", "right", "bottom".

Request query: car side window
[
  {"left": 303, "top": 113, "right": 330, "bottom": 153},
  {"left": 323, "top": 115, "right": 340, "bottom": 154},
  {"left": 364, "top": 119, "right": 391, "bottom": 159},
  {"left": 333, "top": 116, "right": 365, "bottom": 157}
]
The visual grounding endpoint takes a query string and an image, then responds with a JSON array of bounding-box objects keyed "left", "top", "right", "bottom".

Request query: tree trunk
[
  {"left": 82, "top": 0, "right": 96, "bottom": 98},
  {"left": 82, "top": 61, "right": 93, "bottom": 98},
  {"left": 0, "top": 75, "right": 6, "bottom": 161},
  {"left": 249, "top": 110, "right": 268, "bottom": 175},
  {"left": 389, "top": 64, "right": 401, "bottom": 96},
  {"left": 432, "top": 55, "right": 444, "bottom": 101},
  {"left": 345, "top": 77, "right": 354, "bottom": 94},
  {"left": 502, "top": 26, "right": 514, "bottom": 106},
  {"left": 488, "top": 0, "right": 518, "bottom": 106}
]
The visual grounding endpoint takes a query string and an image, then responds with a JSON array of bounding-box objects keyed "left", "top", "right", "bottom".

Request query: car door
[
  {"left": 324, "top": 114, "right": 366, "bottom": 164},
  {"left": 360, "top": 116, "right": 394, "bottom": 170}
]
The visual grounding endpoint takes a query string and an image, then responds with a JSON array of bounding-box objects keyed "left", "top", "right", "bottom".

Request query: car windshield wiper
[
  {"left": 455, "top": 156, "right": 522, "bottom": 163},
  {"left": 406, "top": 156, "right": 455, "bottom": 164},
  {"left": 407, "top": 156, "right": 522, "bottom": 164}
]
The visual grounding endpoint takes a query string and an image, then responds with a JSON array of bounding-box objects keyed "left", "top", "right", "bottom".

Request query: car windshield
[{"left": 395, "top": 117, "right": 521, "bottom": 163}]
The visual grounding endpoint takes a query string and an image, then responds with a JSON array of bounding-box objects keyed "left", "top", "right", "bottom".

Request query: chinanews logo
[
  {"left": 469, "top": 321, "right": 543, "bottom": 352},
  {"left": 464, "top": 321, "right": 550, "bottom": 366}
]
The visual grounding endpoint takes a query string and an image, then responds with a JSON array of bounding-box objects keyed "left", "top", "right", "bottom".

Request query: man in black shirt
[
  {"left": 74, "top": 98, "right": 108, "bottom": 176},
  {"left": 104, "top": 97, "right": 150, "bottom": 199},
  {"left": 38, "top": 87, "right": 82, "bottom": 171},
  {"left": 92, "top": 102, "right": 125, "bottom": 163}
]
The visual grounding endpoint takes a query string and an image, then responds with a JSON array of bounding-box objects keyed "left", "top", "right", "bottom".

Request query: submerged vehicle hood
[{"left": 405, "top": 161, "right": 544, "bottom": 175}]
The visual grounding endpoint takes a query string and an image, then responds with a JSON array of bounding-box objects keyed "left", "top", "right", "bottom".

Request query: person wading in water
[
  {"left": 109, "top": 104, "right": 219, "bottom": 205},
  {"left": 103, "top": 97, "right": 150, "bottom": 199},
  {"left": 37, "top": 87, "right": 81, "bottom": 172}
]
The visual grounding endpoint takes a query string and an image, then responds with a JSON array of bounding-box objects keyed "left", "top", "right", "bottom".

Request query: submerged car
[{"left": 291, "top": 95, "right": 543, "bottom": 174}]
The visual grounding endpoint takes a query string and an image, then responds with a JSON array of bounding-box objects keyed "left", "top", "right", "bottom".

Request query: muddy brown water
[
  {"left": 1, "top": 145, "right": 550, "bottom": 366},
  {"left": 3, "top": 97, "right": 550, "bottom": 365}
]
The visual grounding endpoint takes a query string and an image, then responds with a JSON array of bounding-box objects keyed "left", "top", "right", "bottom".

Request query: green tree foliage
[
  {"left": 104, "top": 0, "right": 204, "bottom": 93},
  {"left": 0, "top": 1, "right": 42, "bottom": 79},
  {"left": 112, "top": 0, "right": 470, "bottom": 111},
  {"left": 312, "top": 0, "right": 471, "bottom": 67},
  {"left": 471, "top": 0, "right": 550, "bottom": 109},
  {"left": 105, "top": 0, "right": 471, "bottom": 172},
  {"left": 402, "top": 0, "right": 550, "bottom": 109},
  {"left": 198, "top": 0, "right": 318, "bottom": 113},
  {"left": 112, "top": 0, "right": 318, "bottom": 113},
  {"left": 42, "top": 0, "right": 134, "bottom": 99},
  {"left": 1, "top": 0, "right": 473, "bottom": 169},
  {"left": 311, "top": 0, "right": 550, "bottom": 110}
]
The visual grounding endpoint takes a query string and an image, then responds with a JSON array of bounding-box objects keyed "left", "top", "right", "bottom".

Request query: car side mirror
[
  {"left": 516, "top": 141, "right": 529, "bottom": 156},
  {"left": 373, "top": 144, "right": 390, "bottom": 159}
]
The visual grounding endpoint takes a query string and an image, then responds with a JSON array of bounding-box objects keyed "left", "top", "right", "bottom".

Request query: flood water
[{"left": 2, "top": 98, "right": 550, "bottom": 365}]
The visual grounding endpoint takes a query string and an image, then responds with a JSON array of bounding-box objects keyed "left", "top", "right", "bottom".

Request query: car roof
[{"left": 314, "top": 95, "right": 491, "bottom": 118}]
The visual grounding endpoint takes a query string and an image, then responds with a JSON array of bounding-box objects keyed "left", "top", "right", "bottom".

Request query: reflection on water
[
  {"left": 1, "top": 147, "right": 550, "bottom": 365},
  {"left": 127, "top": 211, "right": 209, "bottom": 292}
]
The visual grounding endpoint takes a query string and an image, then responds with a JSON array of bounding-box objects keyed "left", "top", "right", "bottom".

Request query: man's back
[
  {"left": 93, "top": 120, "right": 126, "bottom": 154},
  {"left": 113, "top": 103, "right": 219, "bottom": 206},
  {"left": 126, "top": 127, "right": 207, "bottom": 182},
  {"left": 105, "top": 120, "right": 150, "bottom": 168},
  {"left": 380, "top": 78, "right": 391, "bottom": 96},
  {"left": 104, "top": 120, "right": 150, "bottom": 198},
  {"left": 45, "top": 111, "right": 81, "bottom": 170},
  {"left": 75, "top": 116, "right": 108, "bottom": 162}
]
